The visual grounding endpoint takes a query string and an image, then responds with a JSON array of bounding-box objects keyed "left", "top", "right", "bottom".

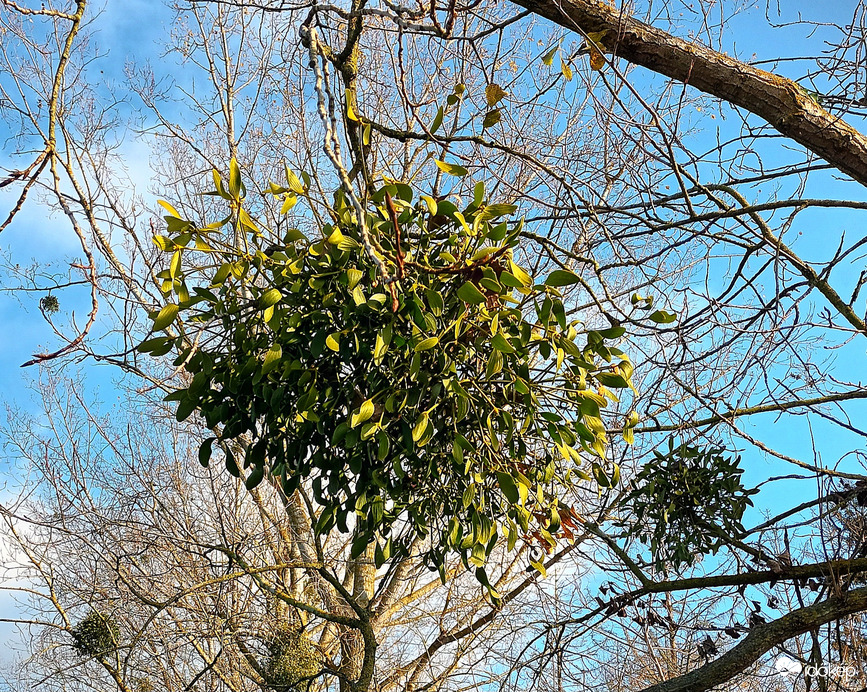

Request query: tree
[
  {"left": 1, "top": 375, "right": 571, "bottom": 692},
  {"left": 3, "top": 0, "right": 867, "bottom": 690}
]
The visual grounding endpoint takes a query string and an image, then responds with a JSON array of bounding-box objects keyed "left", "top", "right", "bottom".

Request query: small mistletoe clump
[
  {"left": 40, "top": 294, "right": 60, "bottom": 313},
  {"left": 261, "top": 625, "right": 322, "bottom": 691},
  {"left": 624, "top": 442, "right": 758, "bottom": 572},
  {"left": 71, "top": 610, "right": 120, "bottom": 657}
]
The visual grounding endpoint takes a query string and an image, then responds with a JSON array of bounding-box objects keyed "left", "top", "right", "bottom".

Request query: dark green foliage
[
  {"left": 40, "top": 294, "right": 60, "bottom": 313},
  {"left": 141, "top": 162, "right": 641, "bottom": 592},
  {"left": 625, "top": 442, "right": 758, "bottom": 572},
  {"left": 70, "top": 610, "right": 120, "bottom": 657},
  {"left": 261, "top": 625, "right": 321, "bottom": 691}
]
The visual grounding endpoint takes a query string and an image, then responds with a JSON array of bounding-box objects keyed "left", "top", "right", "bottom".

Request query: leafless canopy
[{"left": 2, "top": 1, "right": 867, "bottom": 690}]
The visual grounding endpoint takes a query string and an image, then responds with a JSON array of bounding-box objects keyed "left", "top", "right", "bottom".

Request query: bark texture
[
  {"left": 639, "top": 586, "right": 867, "bottom": 692},
  {"left": 513, "top": 0, "right": 867, "bottom": 187}
]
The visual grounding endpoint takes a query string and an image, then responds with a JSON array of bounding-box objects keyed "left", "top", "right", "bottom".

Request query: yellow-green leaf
[
  {"left": 649, "top": 310, "right": 677, "bottom": 324},
  {"left": 508, "top": 260, "right": 533, "bottom": 288},
  {"left": 262, "top": 344, "right": 282, "bottom": 374},
  {"left": 545, "top": 269, "right": 581, "bottom": 287},
  {"left": 457, "top": 282, "right": 487, "bottom": 304},
  {"left": 152, "top": 303, "right": 179, "bottom": 331},
  {"left": 374, "top": 334, "right": 388, "bottom": 364},
  {"left": 492, "top": 332, "right": 515, "bottom": 354},
  {"left": 482, "top": 109, "right": 502, "bottom": 129},
  {"left": 153, "top": 235, "right": 173, "bottom": 252},
  {"left": 431, "top": 106, "right": 444, "bottom": 133},
  {"left": 541, "top": 44, "right": 559, "bottom": 66},
  {"left": 326, "top": 333, "right": 341, "bottom": 352},
  {"left": 169, "top": 250, "right": 182, "bottom": 279},
  {"left": 158, "top": 199, "right": 181, "bottom": 218},
  {"left": 280, "top": 194, "right": 298, "bottom": 214},
  {"left": 285, "top": 165, "right": 305, "bottom": 194},
  {"left": 435, "top": 159, "right": 468, "bottom": 177},
  {"left": 346, "top": 268, "right": 364, "bottom": 289},
  {"left": 346, "top": 89, "right": 360, "bottom": 121},
  {"left": 415, "top": 336, "right": 439, "bottom": 352},
  {"left": 259, "top": 288, "right": 283, "bottom": 308},
  {"left": 412, "top": 412, "right": 429, "bottom": 443},
  {"left": 351, "top": 399, "right": 376, "bottom": 428},
  {"left": 561, "top": 57, "right": 573, "bottom": 81},
  {"left": 229, "top": 158, "right": 242, "bottom": 198}
]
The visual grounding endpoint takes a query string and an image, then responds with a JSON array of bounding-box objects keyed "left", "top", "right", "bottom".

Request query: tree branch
[
  {"left": 512, "top": 0, "right": 867, "bottom": 187},
  {"left": 640, "top": 585, "right": 867, "bottom": 692}
]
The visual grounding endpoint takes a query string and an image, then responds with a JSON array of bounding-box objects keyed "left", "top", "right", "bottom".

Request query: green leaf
[
  {"left": 435, "top": 159, "right": 468, "bottom": 177},
  {"left": 497, "top": 472, "right": 520, "bottom": 504},
  {"left": 351, "top": 399, "right": 376, "bottom": 428},
  {"left": 474, "top": 181, "right": 485, "bottom": 207},
  {"left": 599, "top": 326, "right": 626, "bottom": 339},
  {"left": 415, "top": 336, "right": 439, "bottom": 352},
  {"left": 482, "top": 109, "right": 502, "bottom": 129},
  {"left": 284, "top": 228, "right": 306, "bottom": 243},
  {"left": 153, "top": 235, "right": 174, "bottom": 251},
  {"left": 138, "top": 336, "right": 169, "bottom": 354},
  {"left": 229, "top": 158, "right": 242, "bottom": 199},
  {"left": 211, "top": 263, "right": 232, "bottom": 286},
  {"left": 548, "top": 505, "right": 561, "bottom": 533},
  {"left": 498, "top": 270, "right": 522, "bottom": 288},
  {"left": 492, "top": 332, "right": 515, "bottom": 354},
  {"left": 431, "top": 106, "right": 444, "bottom": 133},
  {"left": 152, "top": 304, "right": 179, "bottom": 331},
  {"left": 259, "top": 288, "right": 283, "bottom": 309},
  {"left": 262, "top": 344, "right": 283, "bottom": 374},
  {"left": 596, "top": 372, "right": 629, "bottom": 388},
  {"left": 485, "top": 83, "right": 507, "bottom": 107},
  {"left": 649, "top": 310, "right": 677, "bottom": 324},
  {"left": 350, "top": 532, "right": 369, "bottom": 559},
  {"left": 198, "top": 437, "right": 215, "bottom": 467},
  {"left": 541, "top": 44, "right": 559, "bottom": 66},
  {"left": 592, "top": 463, "right": 610, "bottom": 487},
  {"left": 457, "top": 282, "right": 487, "bottom": 304},
  {"left": 545, "top": 269, "right": 581, "bottom": 287},
  {"left": 477, "top": 203, "right": 518, "bottom": 222},
  {"left": 425, "top": 289, "right": 444, "bottom": 316},
  {"left": 245, "top": 464, "right": 265, "bottom": 490},
  {"left": 225, "top": 449, "right": 240, "bottom": 478},
  {"left": 412, "top": 412, "right": 430, "bottom": 443}
]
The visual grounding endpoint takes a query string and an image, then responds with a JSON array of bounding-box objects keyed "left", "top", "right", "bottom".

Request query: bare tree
[{"left": 3, "top": 1, "right": 867, "bottom": 690}]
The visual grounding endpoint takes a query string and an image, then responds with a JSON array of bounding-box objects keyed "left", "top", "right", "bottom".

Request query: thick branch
[
  {"left": 512, "top": 0, "right": 867, "bottom": 187},
  {"left": 640, "top": 585, "right": 867, "bottom": 692}
]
